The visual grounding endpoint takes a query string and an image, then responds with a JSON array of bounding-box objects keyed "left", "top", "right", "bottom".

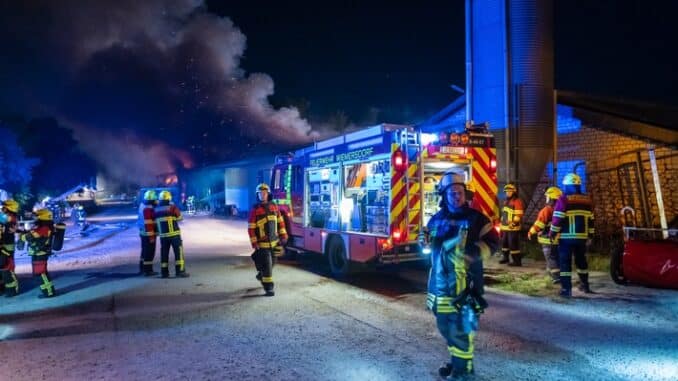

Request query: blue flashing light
[{"left": 421, "top": 133, "right": 438, "bottom": 145}]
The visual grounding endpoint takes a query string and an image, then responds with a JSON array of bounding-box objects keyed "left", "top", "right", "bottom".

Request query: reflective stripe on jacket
[
  {"left": 426, "top": 205, "right": 499, "bottom": 314},
  {"left": 23, "top": 225, "right": 53, "bottom": 257},
  {"left": 0, "top": 212, "right": 17, "bottom": 255},
  {"left": 137, "top": 203, "right": 156, "bottom": 237},
  {"left": 500, "top": 197, "right": 524, "bottom": 231},
  {"left": 155, "top": 203, "right": 182, "bottom": 238},
  {"left": 247, "top": 202, "right": 288, "bottom": 249},
  {"left": 529, "top": 205, "right": 559, "bottom": 245},
  {"left": 550, "top": 193, "right": 595, "bottom": 240}
]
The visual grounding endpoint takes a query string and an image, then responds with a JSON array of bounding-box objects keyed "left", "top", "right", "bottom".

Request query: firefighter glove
[{"left": 527, "top": 231, "right": 533, "bottom": 240}]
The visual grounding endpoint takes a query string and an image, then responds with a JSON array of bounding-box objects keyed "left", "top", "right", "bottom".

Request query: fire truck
[{"left": 270, "top": 122, "right": 498, "bottom": 276}]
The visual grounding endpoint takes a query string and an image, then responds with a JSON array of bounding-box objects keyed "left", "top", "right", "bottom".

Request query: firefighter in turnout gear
[
  {"left": 549, "top": 173, "right": 595, "bottom": 297},
  {"left": 528, "top": 187, "right": 563, "bottom": 283},
  {"left": 0, "top": 199, "right": 20, "bottom": 297},
  {"left": 155, "top": 190, "right": 189, "bottom": 278},
  {"left": 423, "top": 169, "right": 499, "bottom": 380},
  {"left": 20, "top": 209, "right": 56, "bottom": 298},
  {"left": 248, "top": 183, "right": 288, "bottom": 297},
  {"left": 499, "top": 184, "right": 525, "bottom": 266},
  {"left": 138, "top": 190, "right": 158, "bottom": 276}
]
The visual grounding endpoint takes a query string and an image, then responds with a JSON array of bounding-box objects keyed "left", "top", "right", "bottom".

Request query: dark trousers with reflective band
[
  {"left": 160, "top": 236, "right": 185, "bottom": 275},
  {"left": 252, "top": 248, "right": 274, "bottom": 292},
  {"left": 558, "top": 240, "right": 588, "bottom": 291},
  {"left": 0, "top": 253, "right": 19, "bottom": 296},
  {"left": 542, "top": 244, "right": 560, "bottom": 280},
  {"left": 140, "top": 235, "right": 157, "bottom": 273},
  {"left": 501, "top": 230, "right": 521, "bottom": 259},
  {"left": 435, "top": 312, "right": 474, "bottom": 375},
  {"left": 32, "top": 257, "right": 55, "bottom": 297}
]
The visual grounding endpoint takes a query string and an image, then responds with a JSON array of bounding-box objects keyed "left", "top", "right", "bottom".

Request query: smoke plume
[{"left": 0, "top": 0, "right": 324, "bottom": 184}]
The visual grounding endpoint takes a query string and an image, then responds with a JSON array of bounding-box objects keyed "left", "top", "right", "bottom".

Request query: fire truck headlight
[{"left": 422, "top": 245, "right": 432, "bottom": 255}]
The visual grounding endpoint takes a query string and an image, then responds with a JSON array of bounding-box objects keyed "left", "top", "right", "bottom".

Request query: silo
[{"left": 467, "top": 0, "right": 554, "bottom": 202}]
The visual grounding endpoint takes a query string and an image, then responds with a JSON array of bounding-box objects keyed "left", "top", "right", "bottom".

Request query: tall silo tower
[{"left": 466, "top": 0, "right": 555, "bottom": 200}]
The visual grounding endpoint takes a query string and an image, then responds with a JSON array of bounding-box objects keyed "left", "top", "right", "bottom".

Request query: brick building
[{"left": 419, "top": 92, "right": 678, "bottom": 251}]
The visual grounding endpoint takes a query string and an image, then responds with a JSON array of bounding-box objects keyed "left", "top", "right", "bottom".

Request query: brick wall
[{"left": 524, "top": 125, "right": 677, "bottom": 249}]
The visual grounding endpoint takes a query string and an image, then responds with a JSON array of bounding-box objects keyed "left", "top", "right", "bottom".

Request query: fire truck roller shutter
[
  {"left": 279, "top": 210, "right": 296, "bottom": 260},
  {"left": 326, "top": 234, "right": 353, "bottom": 277}
]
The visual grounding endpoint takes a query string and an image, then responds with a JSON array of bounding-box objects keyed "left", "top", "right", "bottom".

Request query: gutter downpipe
[
  {"left": 553, "top": 89, "right": 558, "bottom": 184},
  {"left": 503, "top": 0, "right": 511, "bottom": 184},
  {"left": 465, "top": 0, "right": 473, "bottom": 120},
  {"left": 648, "top": 146, "right": 668, "bottom": 238}
]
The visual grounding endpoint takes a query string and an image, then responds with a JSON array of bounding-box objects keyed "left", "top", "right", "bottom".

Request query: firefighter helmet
[
  {"left": 544, "top": 186, "right": 563, "bottom": 201},
  {"left": 256, "top": 183, "right": 270, "bottom": 192},
  {"left": 35, "top": 208, "right": 53, "bottom": 221},
  {"left": 159, "top": 190, "right": 172, "bottom": 201},
  {"left": 2, "top": 199, "right": 19, "bottom": 214},
  {"left": 562, "top": 173, "right": 581, "bottom": 186},
  {"left": 143, "top": 190, "right": 158, "bottom": 201},
  {"left": 504, "top": 184, "right": 517, "bottom": 192},
  {"left": 438, "top": 169, "right": 465, "bottom": 194}
]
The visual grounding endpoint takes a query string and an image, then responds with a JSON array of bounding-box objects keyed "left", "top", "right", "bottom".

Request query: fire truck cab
[{"left": 270, "top": 122, "right": 497, "bottom": 276}]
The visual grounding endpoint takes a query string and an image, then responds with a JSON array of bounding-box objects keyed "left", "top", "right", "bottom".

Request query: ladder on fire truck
[{"left": 402, "top": 128, "right": 422, "bottom": 242}]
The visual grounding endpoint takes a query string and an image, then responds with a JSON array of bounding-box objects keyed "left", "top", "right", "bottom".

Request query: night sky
[{"left": 0, "top": 0, "right": 676, "bottom": 187}]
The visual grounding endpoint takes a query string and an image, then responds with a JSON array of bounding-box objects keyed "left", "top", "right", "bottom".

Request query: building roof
[{"left": 417, "top": 91, "right": 678, "bottom": 146}]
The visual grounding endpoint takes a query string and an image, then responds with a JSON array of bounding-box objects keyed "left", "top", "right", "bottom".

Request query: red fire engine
[{"left": 270, "top": 122, "right": 498, "bottom": 276}]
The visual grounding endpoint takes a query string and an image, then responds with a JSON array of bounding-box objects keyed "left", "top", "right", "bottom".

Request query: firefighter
[
  {"left": 0, "top": 199, "right": 20, "bottom": 297},
  {"left": 247, "top": 183, "right": 288, "bottom": 297},
  {"left": 528, "top": 186, "right": 562, "bottom": 284},
  {"left": 499, "top": 183, "right": 525, "bottom": 266},
  {"left": 138, "top": 190, "right": 158, "bottom": 276},
  {"left": 423, "top": 169, "right": 499, "bottom": 380},
  {"left": 155, "top": 190, "right": 189, "bottom": 278},
  {"left": 549, "top": 173, "right": 595, "bottom": 297},
  {"left": 20, "top": 208, "right": 56, "bottom": 298}
]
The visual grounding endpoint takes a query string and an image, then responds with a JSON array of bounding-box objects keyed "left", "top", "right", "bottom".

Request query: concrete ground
[{"left": 1, "top": 208, "right": 676, "bottom": 381}]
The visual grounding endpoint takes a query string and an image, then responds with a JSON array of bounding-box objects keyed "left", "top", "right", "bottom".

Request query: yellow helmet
[
  {"left": 2, "top": 199, "right": 19, "bottom": 214},
  {"left": 159, "top": 190, "right": 172, "bottom": 201},
  {"left": 504, "top": 184, "right": 517, "bottom": 192},
  {"left": 544, "top": 186, "right": 563, "bottom": 201},
  {"left": 143, "top": 190, "right": 158, "bottom": 201},
  {"left": 256, "top": 183, "right": 270, "bottom": 192},
  {"left": 35, "top": 208, "right": 53, "bottom": 221},
  {"left": 562, "top": 173, "right": 581, "bottom": 186},
  {"left": 423, "top": 176, "right": 438, "bottom": 192}
]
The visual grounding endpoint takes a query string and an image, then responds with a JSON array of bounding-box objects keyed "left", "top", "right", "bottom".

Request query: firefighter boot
[
  {"left": 577, "top": 273, "right": 592, "bottom": 293},
  {"left": 499, "top": 251, "right": 510, "bottom": 264},
  {"left": 447, "top": 357, "right": 474, "bottom": 380},
  {"left": 161, "top": 264, "right": 170, "bottom": 279},
  {"left": 143, "top": 262, "right": 158, "bottom": 277},
  {"left": 438, "top": 362, "right": 453, "bottom": 378},
  {"left": 176, "top": 265, "right": 190, "bottom": 278},
  {"left": 3, "top": 271, "right": 19, "bottom": 297},
  {"left": 508, "top": 254, "right": 522, "bottom": 267}
]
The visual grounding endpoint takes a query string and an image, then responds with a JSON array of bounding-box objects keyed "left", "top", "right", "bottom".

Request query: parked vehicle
[
  {"left": 610, "top": 207, "right": 678, "bottom": 289},
  {"left": 270, "top": 122, "right": 499, "bottom": 276}
]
